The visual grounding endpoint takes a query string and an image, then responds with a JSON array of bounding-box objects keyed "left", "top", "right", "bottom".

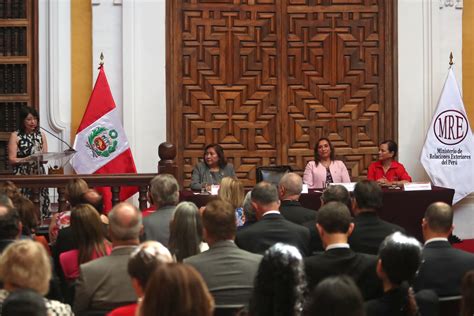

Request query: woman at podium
[
  {"left": 190, "top": 144, "right": 235, "bottom": 191},
  {"left": 8, "top": 106, "right": 50, "bottom": 217}
]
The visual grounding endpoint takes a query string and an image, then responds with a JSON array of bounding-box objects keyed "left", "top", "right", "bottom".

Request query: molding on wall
[{"left": 39, "top": 0, "right": 71, "bottom": 150}]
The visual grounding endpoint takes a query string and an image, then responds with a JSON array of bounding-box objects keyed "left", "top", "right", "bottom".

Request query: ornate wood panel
[
  {"left": 167, "top": 0, "right": 397, "bottom": 187},
  {"left": 0, "top": 0, "right": 37, "bottom": 173}
]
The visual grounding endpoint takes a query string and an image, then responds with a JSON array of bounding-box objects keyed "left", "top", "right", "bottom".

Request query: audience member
[
  {"left": 59, "top": 204, "right": 112, "bottom": 281},
  {"left": 365, "top": 232, "right": 438, "bottom": 316},
  {"left": 218, "top": 177, "right": 246, "bottom": 227},
  {"left": 74, "top": 202, "right": 142, "bottom": 314},
  {"left": 185, "top": 199, "right": 262, "bottom": 307},
  {"left": 49, "top": 178, "right": 89, "bottom": 243},
  {"left": 139, "top": 262, "right": 214, "bottom": 316},
  {"left": 349, "top": 180, "right": 405, "bottom": 254},
  {"left": 236, "top": 182, "right": 310, "bottom": 256},
  {"left": 414, "top": 202, "right": 474, "bottom": 296},
  {"left": 2, "top": 288, "right": 47, "bottom": 316},
  {"left": 304, "top": 202, "right": 381, "bottom": 299},
  {"left": 303, "top": 185, "right": 351, "bottom": 253},
  {"left": 169, "top": 201, "right": 208, "bottom": 262},
  {"left": 278, "top": 173, "right": 316, "bottom": 225},
  {"left": 0, "top": 181, "right": 22, "bottom": 205},
  {"left": 108, "top": 241, "right": 173, "bottom": 316},
  {"left": 304, "top": 275, "right": 365, "bottom": 316},
  {"left": 249, "top": 243, "right": 306, "bottom": 316},
  {"left": 0, "top": 240, "right": 72, "bottom": 315},
  {"left": 242, "top": 190, "right": 256, "bottom": 227},
  {"left": 142, "top": 174, "right": 179, "bottom": 246},
  {"left": 80, "top": 188, "right": 108, "bottom": 225},
  {"left": 460, "top": 270, "right": 474, "bottom": 316},
  {"left": 0, "top": 204, "right": 21, "bottom": 253},
  {"left": 0, "top": 193, "right": 13, "bottom": 208}
]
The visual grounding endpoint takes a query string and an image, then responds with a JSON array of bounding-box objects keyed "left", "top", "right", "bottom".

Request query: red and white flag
[
  {"left": 420, "top": 67, "right": 474, "bottom": 204},
  {"left": 71, "top": 65, "right": 137, "bottom": 210}
]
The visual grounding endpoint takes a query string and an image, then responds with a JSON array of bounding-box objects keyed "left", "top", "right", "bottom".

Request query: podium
[{"left": 22, "top": 150, "right": 76, "bottom": 175}]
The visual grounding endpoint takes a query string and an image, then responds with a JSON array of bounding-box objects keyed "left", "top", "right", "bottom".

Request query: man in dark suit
[
  {"left": 349, "top": 180, "right": 405, "bottom": 255},
  {"left": 235, "top": 181, "right": 310, "bottom": 256},
  {"left": 142, "top": 174, "right": 179, "bottom": 246},
  {"left": 185, "top": 199, "right": 262, "bottom": 308},
  {"left": 74, "top": 202, "right": 142, "bottom": 314},
  {"left": 278, "top": 172, "right": 316, "bottom": 225},
  {"left": 304, "top": 185, "right": 351, "bottom": 253},
  {"left": 304, "top": 201, "right": 382, "bottom": 299},
  {"left": 414, "top": 202, "right": 474, "bottom": 297}
]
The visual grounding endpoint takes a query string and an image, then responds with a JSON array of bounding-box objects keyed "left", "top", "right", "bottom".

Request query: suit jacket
[
  {"left": 304, "top": 247, "right": 382, "bottom": 299},
  {"left": 184, "top": 240, "right": 262, "bottom": 307},
  {"left": 349, "top": 212, "right": 406, "bottom": 255},
  {"left": 303, "top": 219, "right": 324, "bottom": 254},
  {"left": 73, "top": 246, "right": 137, "bottom": 315},
  {"left": 235, "top": 213, "right": 310, "bottom": 256},
  {"left": 414, "top": 240, "right": 474, "bottom": 296},
  {"left": 365, "top": 288, "right": 438, "bottom": 316},
  {"left": 279, "top": 200, "right": 316, "bottom": 225},
  {"left": 142, "top": 205, "right": 175, "bottom": 246}
]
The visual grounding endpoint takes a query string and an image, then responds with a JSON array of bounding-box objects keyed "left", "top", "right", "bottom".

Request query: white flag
[{"left": 420, "top": 68, "right": 474, "bottom": 204}]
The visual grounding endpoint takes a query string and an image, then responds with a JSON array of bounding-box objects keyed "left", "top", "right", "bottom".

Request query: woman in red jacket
[{"left": 367, "top": 140, "right": 412, "bottom": 186}]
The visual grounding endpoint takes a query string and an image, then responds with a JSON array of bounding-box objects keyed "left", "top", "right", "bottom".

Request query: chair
[
  {"left": 214, "top": 305, "right": 245, "bottom": 316},
  {"left": 256, "top": 165, "right": 292, "bottom": 185},
  {"left": 438, "top": 295, "right": 461, "bottom": 316}
]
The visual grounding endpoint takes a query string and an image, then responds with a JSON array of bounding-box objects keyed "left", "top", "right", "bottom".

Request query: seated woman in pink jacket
[{"left": 303, "top": 138, "right": 351, "bottom": 189}]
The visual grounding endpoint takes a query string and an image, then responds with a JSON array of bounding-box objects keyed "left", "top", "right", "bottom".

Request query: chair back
[
  {"left": 438, "top": 295, "right": 461, "bottom": 316},
  {"left": 256, "top": 165, "right": 292, "bottom": 185}
]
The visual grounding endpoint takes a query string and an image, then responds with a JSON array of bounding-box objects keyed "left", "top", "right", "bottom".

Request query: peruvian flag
[{"left": 70, "top": 65, "right": 137, "bottom": 211}]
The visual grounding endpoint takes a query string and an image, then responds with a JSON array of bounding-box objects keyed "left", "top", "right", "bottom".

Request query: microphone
[{"left": 39, "top": 126, "right": 76, "bottom": 153}]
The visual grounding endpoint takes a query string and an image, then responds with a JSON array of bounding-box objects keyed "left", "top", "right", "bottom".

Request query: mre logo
[{"left": 433, "top": 109, "right": 469, "bottom": 145}]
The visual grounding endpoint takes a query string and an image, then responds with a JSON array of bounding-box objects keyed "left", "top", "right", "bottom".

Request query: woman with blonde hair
[
  {"left": 140, "top": 263, "right": 214, "bottom": 316},
  {"left": 218, "top": 177, "right": 245, "bottom": 226},
  {"left": 0, "top": 239, "right": 73, "bottom": 314}
]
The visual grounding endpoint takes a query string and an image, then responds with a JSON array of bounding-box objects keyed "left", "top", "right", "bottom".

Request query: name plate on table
[
  {"left": 301, "top": 184, "right": 309, "bottom": 194},
  {"left": 330, "top": 182, "right": 356, "bottom": 192},
  {"left": 404, "top": 182, "right": 432, "bottom": 191},
  {"left": 210, "top": 185, "right": 220, "bottom": 195}
]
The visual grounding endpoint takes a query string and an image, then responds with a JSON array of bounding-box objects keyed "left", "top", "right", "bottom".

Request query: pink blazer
[
  {"left": 303, "top": 160, "right": 351, "bottom": 189},
  {"left": 60, "top": 243, "right": 112, "bottom": 280}
]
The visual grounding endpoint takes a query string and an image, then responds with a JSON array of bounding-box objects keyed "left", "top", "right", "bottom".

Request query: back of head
[
  {"left": 202, "top": 199, "right": 236, "bottom": 241},
  {"left": 150, "top": 174, "right": 179, "bottom": 207},
  {"left": 0, "top": 193, "right": 13, "bottom": 208},
  {"left": 0, "top": 181, "right": 22, "bottom": 204},
  {"left": 108, "top": 202, "right": 142, "bottom": 242},
  {"left": 378, "top": 232, "right": 422, "bottom": 285},
  {"left": 2, "top": 288, "right": 47, "bottom": 316},
  {"left": 169, "top": 201, "right": 203, "bottom": 261},
  {"left": 71, "top": 204, "right": 107, "bottom": 264},
  {"left": 317, "top": 202, "right": 352, "bottom": 234},
  {"left": 0, "top": 204, "right": 21, "bottom": 240},
  {"left": 65, "top": 178, "right": 89, "bottom": 208},
  {"left": 218, "top": 177, "right": 244, "bottom": 209},
  {"left": 14, "top": 196, "right": 38, "bottom": 235},
  {"left": 321, "top": 185, "right": 350, "bottom": 206},
  {"left": 0, "top": 240, "right": 51, "bottom": 295},
  {"left": 424, "top": 202, "right": 453, "bottom": 234},
  {"left": 242, "top": 190, "right": 256, "bottom": 224},
  {"left": 128, "top": 241, "right": 173, "bottom": 289},
  {"left": 141, "top": 263, "right": 214, "bottom": 316},
  {"left": 251, "top": 181, "right": 279, "bottom": 205},
  {"left": 305, "top": 275, "right": 364, "bottom": 316},
  {"left": 80, "top": 189, "right": 104, "bottom": 214},
  {"left": 353, "top": 180, "right": 382, "bottom": 211},
  {"left": 251, "top": 243, "right": 306, "bottom": 316},
  {"left": 279, "top": 173, "right": 303, "bottom": 197}
]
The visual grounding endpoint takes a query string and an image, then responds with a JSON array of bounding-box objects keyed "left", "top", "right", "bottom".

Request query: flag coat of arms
[
  {"left": 420, "top": 67, "right": 474, "bottom": 204},
  {"left": 71, "top": 65, "right": 138, "bottom": 210}
]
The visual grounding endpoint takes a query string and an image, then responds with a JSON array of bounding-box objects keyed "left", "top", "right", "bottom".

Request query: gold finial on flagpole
[
  {"left": 99, "top": 52, "right": 104, "bottom": 68},
  {"left": 449, "top": 52, "right": 454, "bottom": 67}
]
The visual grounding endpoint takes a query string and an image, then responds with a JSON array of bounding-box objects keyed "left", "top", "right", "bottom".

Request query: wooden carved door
[{"left": 167, "top": 0, "right": 396, "bottom": 187}]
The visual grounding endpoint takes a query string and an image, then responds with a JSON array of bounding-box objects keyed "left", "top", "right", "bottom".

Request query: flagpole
[
  {"left": 449, "top": 52, "right": 454, "bottom": 68},
  {"left": 99, "top": 52, "right": 104, "bottom": 69}
]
